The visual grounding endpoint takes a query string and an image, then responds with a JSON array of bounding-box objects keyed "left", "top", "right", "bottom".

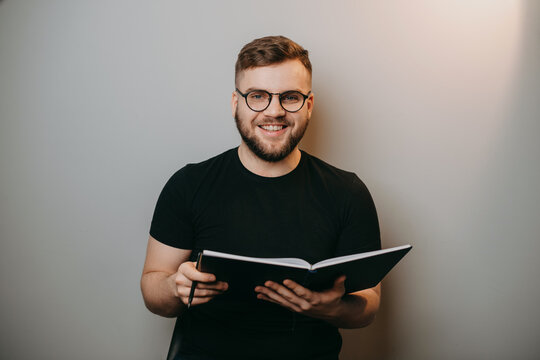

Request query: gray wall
[{"left": 1, "top": 1, "right": 539, "bottom": 359}]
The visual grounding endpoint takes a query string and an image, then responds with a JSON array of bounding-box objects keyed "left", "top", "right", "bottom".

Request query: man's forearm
[
  {"left": 141, "top": 271, "right": 185, "bottom": 318},
  {"left": 327, "top": 287, "right": 381, "bottom": 329}
]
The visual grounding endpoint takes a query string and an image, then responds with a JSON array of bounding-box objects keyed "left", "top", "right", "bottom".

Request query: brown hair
[{"left": 235, "top": 35, "right": 312, "bottom": 85}]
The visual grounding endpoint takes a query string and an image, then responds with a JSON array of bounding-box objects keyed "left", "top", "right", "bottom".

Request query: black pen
[{"left": 187, "top": 251, "right": 203, "bottom": 309}]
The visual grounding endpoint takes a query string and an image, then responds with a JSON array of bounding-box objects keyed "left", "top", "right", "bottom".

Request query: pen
[{"left": 187, "top": 251, "right": 203, "bottom": 309}]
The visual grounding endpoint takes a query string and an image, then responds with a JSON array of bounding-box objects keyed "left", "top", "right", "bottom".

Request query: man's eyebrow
[
  {"left": 243, "top": 87, "right": 260, "bottom": 92},
  {"left": 242, "top": 87, "right": 309, "bottom": 93}
]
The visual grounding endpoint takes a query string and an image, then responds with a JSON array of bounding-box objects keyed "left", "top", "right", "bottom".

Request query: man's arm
[
  {"left": 255, "top": 276, "right": 381, "bottom": 329},
  {"left": 140, "top": 236, "right": 228, "bottom": 318},
  {"left": 330, "top": 285, "right": 381, "bottom": 328}
]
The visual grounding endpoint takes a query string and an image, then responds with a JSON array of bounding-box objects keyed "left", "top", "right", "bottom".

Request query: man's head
[
  {"left": 232, "top": 36, "right": 314, "bottom": 163},
  {"left": 235, "top": 35, "right": 312, "bottom": 87}
]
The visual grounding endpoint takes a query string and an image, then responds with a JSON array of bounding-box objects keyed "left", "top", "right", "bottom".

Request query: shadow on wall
[
  {"left": 340, "top": 290, "right": 394, "bottom": 360},
  {"left": 300, "top": 98, "right": 396, "bottom": 360},
  {"left": 299, "top": 87, "right": 337, "bottom": 162}
]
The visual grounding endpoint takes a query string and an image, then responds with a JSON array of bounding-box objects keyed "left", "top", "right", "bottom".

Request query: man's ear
[
  {"left": 306, "top": 92, "right": 314, "bottom": 118},
  {"left": 231, "top": 90, "right": 238, "bottom": 118}
]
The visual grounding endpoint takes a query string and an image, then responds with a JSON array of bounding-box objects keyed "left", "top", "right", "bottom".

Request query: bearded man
[{"left": 141, "top": 35, "right": 381, "bottom": 360}]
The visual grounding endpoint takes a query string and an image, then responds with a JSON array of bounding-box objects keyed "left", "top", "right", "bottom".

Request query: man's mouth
[{"left": 258, "top": 124, "right": 287, "bottom": 132}]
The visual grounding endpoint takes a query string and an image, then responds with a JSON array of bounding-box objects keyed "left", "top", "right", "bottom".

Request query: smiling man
[
  {"left": 141, "top": 36, "right": 381, "bottom": 360},
  {"left": 234, "top": 57, "right": 311, "bottom": 167}
]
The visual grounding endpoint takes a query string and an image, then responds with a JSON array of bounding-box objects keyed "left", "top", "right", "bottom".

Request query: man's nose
[{"left": 263, "top": 94, "right": 286, "bottom": 117}]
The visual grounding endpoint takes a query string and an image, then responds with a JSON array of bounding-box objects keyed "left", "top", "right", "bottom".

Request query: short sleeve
[
  {"left": 149, "top": 168, "right": 195, "bottom": 249},
  {"left": 334, "top": 174, "right": 381, "bottom": 256}
]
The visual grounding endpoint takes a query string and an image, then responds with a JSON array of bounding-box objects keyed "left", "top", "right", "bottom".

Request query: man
[{"left": 141, "top": 35, "right": 381, "bottom": 359}]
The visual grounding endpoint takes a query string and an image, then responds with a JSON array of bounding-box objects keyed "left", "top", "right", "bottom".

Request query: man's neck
[{"left": 237, "top": 143, "right": 301, "bottom": 178}]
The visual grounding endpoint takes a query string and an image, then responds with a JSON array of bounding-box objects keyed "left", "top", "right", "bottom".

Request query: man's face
[{"left": 232, "top": 60, "right": 314, "bottom": 162}]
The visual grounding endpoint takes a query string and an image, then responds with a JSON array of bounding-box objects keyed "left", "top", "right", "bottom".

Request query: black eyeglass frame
[{"left": 235, "top": 88, "right": 312, "bottom": 113}]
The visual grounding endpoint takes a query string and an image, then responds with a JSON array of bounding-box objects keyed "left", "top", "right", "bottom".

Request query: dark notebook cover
[{"left": 199, "top": 245, "right": 412, "bottom": 299}]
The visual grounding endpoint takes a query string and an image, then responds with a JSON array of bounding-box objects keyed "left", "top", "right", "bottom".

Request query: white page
[
  {"left": 203, "top": 250, "right": 311, "bottom": 269},
  {"left": 312, "top": 245, "right": 412, "bottom": 270}
]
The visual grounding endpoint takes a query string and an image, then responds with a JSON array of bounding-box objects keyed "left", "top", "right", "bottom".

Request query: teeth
[{"left": 260, "top": 125, "right": 284, "bottom": 131}]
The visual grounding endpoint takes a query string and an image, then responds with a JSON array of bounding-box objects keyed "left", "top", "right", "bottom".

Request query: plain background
[{"left": 1, "top": 1, "right": 539, "bottom": 359}]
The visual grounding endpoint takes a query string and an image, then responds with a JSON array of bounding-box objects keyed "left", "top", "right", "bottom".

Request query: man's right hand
[
  {"left": 173, "top": 261, "right": 229, "bottom": 307},
  {"left": 141, "top": 236, "right": 228, "bottom": 317}
]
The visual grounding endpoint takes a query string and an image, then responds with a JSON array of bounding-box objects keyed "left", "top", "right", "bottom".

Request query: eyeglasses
[{"left": 236, "top": 88, "right": 311, "bottom": 113}]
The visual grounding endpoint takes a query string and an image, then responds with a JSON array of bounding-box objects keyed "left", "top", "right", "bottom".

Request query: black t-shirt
[{"left": 150, "top": 148, "right": 381, "bottom": 359}]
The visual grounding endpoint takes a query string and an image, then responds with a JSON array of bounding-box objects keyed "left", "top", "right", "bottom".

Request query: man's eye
[
  {"left": 282, "top": 93, "right": 301, "bottom": 102},
  {"left": 248, "top": 92, "right": 267, "bottom": 101}
]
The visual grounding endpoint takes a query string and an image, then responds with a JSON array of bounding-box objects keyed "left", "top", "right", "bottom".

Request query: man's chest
[{"left": 189, "top": 180, "right": 341, "bottom": 264}]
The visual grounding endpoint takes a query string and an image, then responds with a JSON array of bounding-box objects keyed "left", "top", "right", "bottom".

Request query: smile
[{"left": 258, "top": 125, "right": 287, "bottom": 132}]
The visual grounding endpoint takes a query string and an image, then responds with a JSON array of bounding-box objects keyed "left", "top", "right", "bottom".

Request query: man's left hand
[{"left": 254, "top": 275, "right": 347, "bottom": 320}]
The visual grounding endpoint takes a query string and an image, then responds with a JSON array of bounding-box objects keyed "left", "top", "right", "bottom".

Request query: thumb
[{"left": 333, "top": 275, "right": 346, "bottom": 293}]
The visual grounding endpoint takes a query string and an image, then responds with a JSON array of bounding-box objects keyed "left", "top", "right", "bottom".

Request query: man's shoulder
[
  {"left": 301, "top": 150, "right": 369, "bottom": 193},
  {"left": 166, "top": 148, "right": 237, "bottom": 186},
  {"left": 302, "top": 150, "right": 357, "bottom": 179},
  {"left": 183, "top": 148, "right": 236, "bottom": 171}
]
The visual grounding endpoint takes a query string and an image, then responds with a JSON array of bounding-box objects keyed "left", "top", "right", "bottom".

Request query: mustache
[{"left": 256, "top": 117, "right": 290, "bottom": 126}]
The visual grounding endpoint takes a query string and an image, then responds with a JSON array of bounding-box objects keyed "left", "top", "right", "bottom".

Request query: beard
[{"left": 234, "top": 110, "right": 309, "bottom": 163}]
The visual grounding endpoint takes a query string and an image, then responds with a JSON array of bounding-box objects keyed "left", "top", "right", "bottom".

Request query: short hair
[{"left": 235, "top": 35, "right": 312, "bottom": 85}]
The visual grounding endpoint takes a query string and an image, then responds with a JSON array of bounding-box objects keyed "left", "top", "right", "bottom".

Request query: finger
[
  {"left": 181, "top": 295, "right": 213, "bottom": 307},
  {"left": 261, "top": 282, "right": 313, "bottom": 311},
  {"left": 255, "top": 286, "right": 302, "bottom": 312},
  {"left": 332, "top": 275, "right": 346, "bottom": 293},
  {"left": 257, "top": 293, "right": 296, "bottom": 311},
  {"left": 176, "top": 284, "right": 228, "bottom": 298},
  {"left": 334, "top": 275, "right": 346, "bottom": 287},
  {"left": 320, "top": 276, "right": 347, "bottom": 302},
  {"left": 194, "top": 288, "right": 226, "bottom": 297},
  {"left": 256, "top": 293, "right": 280, "bottom": 306},
  {"left": 179, "top": 262, "right": 216, "bottom": 283},
  {"left": 178, "top": 285, "right": 227, "bottom": 305},
  {"left": 283, "top": 279, "right": 313, "bottom": 301},
  {"left": 265, "top": 281, "right": 302, "bottom": 303},
  {"left": 196, "top": 281, "right": 229, "bottom": 291},
  {"left": 178, "top": 288, "right": 222, "bottom": 298}
]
